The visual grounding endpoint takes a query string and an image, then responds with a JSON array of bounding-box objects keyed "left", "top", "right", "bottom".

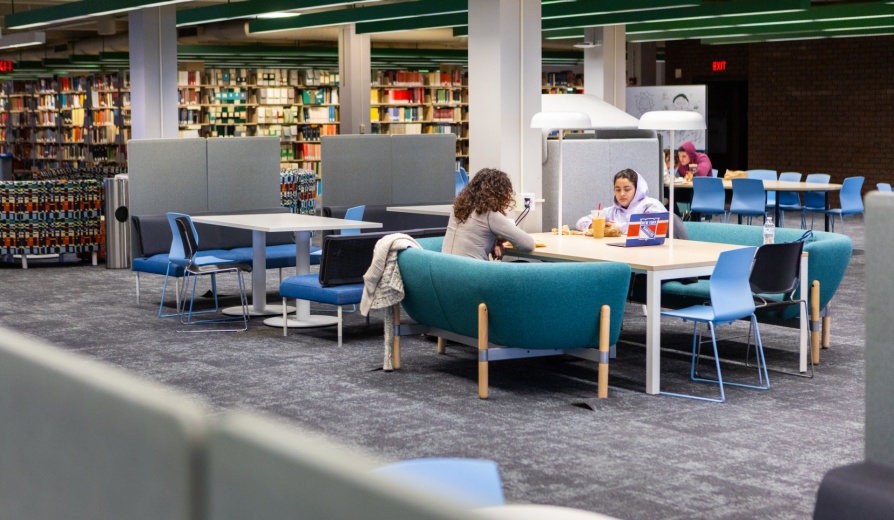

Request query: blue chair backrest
[
  {"left": 878, "top": 182, "right": 892, "bottom": 192},
  {"left": 166, "top": 212, "right": 195, "bottom": 266},
  {"left": 839, "top": 176, "right": 865, "bottom": 213},
  {"left": 747, "top": 170, "right": 777, "bottom": 206},
  {"left": 778, "top": 172, "right": 803, "bottom": 205},
  {"left": 709, "top": 246, "right": 757, "bottom": 322},
  {"left": 341, "top": 205, "right": 365, "bottom": 236},
  {"left": 455, "top": 170, "right": 466, "bottom": 197},
  {"left": 458, "top": 166, "right": 469, "bottom": 184},
  {"left": 803, "top": 173, "right": 832, "bottom": 209},
  {"left": 731, "top": 178, "right": 767, "bottom": 213},
  {"left": 374, "top": 458, "right": 505, "bottom": 508},
  {"left": 690, "top": 177, "right": 726, "bottom": 213}
]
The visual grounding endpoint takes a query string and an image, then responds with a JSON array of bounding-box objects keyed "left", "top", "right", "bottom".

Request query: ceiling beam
[
  {"left": 5, "top": 0, "right": 193, "bottom": 30},
  {"left": 249, "top": 0, "right": 467, "bottom": 34},
  {"left": 177, "top": 0, "right": 384, "bottom": 27},
  {"left": 541, "top": 0, "right": 809, "bottom": 32},
  {"left": 355, "top": 12, "right": 467, "bottom": 34},
  {"left": 704, "top": 26, "right": 894, "bottom": 45},
  {"left": 542, "top": 0, "right": 700, "bottom": 20}
]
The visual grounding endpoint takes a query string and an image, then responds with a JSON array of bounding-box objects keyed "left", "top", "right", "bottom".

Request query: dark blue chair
[
  {"left": 729, "top": 178, "right": 768, "bottom": 225},
  {"left": 776, "top": 172, "right": 803, "bottom": 227},
  {"left": 747, "top": 169, "right": 778, "bottom": 211},
  {"left": 690, "top": 177, "right": 728, "bottom": 222},
  {"left": 660, "top": 246, "right": 768, "bottom": 403},
  {"left": 825, "top": 176, "right": 864, "bottom": 233},
  {"left": 374, "top": 458, "right": 504, "bottom": 508},
  {"left": 802, "top": 173, "right": 832, "bottom": 230}
]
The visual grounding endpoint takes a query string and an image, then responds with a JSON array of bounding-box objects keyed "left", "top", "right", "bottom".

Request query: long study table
[{"left": 509, "top": 233, "right": 809, "bottom": 394}]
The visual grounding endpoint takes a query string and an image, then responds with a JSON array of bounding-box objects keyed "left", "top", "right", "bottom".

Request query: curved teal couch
[
  {"left": 663, "top": 223, "right": 852, "bottom": 325},
  {"left": 394, "top": 245, "right": 631, "bottom": 399}
]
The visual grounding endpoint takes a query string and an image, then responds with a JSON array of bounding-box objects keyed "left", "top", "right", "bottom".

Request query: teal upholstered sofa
[
  {"left": 393, "top": 237, "right": 631, "bottom": 399},
  {"left": 662, "top": 222, "right": 853, "bottom": 353}
]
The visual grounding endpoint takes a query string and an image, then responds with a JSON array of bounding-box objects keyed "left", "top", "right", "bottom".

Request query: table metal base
[
  {"left": 263, "top": 315, "right": 339, "bottom": 328},
  {"left": 222, "top": 304, "right": 294, "bottom": 317}
]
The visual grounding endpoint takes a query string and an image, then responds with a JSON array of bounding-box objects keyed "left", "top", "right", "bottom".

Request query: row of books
[
  {"left": 375, "top": 123, "right": 423, "bottom": 135},
  {"left": 371, "top": 87, "right": 426, "bottom": 105},
  {"left": 179, "top": 107, "right": 202, "bottom": 126},
  {"left": 59, "top": 93, "right": 86, "bottom": 109},
  {"left": 255, "top": 106, "right": 298, "bottom": 124},
  {"left": 297, "top": 143, "right": 321, "bottom": 161},
  {"left": 373, "top": 69, "right": 465, "bottom": 87},
  {"left": 303, "top": 106, "right": 338, "bottom": 123},
  {"left": 280, "top": 161, "right": 322, "bottom": 174},
  {"left": 257, "top": 88, "right": 295, "bottom": 105},
  {"left": 373, "top": 106, "right": 424, "bottom": 123},
  {"left": 197, "top": 68, "right": 339, "bottom": 87},
  {"left": 207, "top": 106, "right": 249, "bottom": 125},
  {"left": 302, "top": 88, "right": 338, "bottom": 105},
  {"left": 91, "top": 125, "right": 120, "bottom": 144},
  {"left": 209, "top": 87, "right": 249, "bottom": 104},
  {"left": 91, "top": 91, "right": 130, "bottom": 108},
  {"left": 300, "top": 124, "right": 337, "bottom": 141},
  {"left": 257, "top": 125, "right": 303, "bottom": 139},
  {"left": 543, "top": 71, "right": 583, "bottom": 88},
  {"left": 57, "top": 77, "right": 87, "bottom": 92},
  {"left": 38, "top": 94, "right": 56, "bottom": 109},
  {"left": 92, "top": 108, "right": 120, "bottom": 126}
]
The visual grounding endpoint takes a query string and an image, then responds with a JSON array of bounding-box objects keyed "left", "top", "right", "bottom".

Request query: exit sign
[
  {"left": 0, "top": 60, "right": 13, "bottom": 72},
  {"left": 712, "top": 60, "right": 727, "bottom": 72}
]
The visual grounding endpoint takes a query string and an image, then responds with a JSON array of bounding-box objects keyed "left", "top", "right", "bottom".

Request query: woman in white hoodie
[{"left": 576, "top": 169, "right": 666, "bottom": 234}]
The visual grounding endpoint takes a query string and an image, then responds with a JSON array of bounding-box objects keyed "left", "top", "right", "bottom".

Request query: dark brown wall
[{"left": 666, "top": 36, "right": 894, "bottom": 195}]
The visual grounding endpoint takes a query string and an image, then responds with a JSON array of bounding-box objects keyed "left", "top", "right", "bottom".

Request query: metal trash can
[{"left": 103, "top": 174, "right": 130, "bottom": 269}]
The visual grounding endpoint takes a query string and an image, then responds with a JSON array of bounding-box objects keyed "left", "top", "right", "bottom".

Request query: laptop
[{"left": 606, "top": 212, "right": 670, "bottom": 247}]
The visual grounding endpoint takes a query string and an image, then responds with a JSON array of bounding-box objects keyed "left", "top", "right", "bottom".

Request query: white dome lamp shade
[
  {"left": 531, "top": 111, "right": 592, "bottom": 236},
  {"left": 638, "top": 110, "right": 706, "bottom": 241}
]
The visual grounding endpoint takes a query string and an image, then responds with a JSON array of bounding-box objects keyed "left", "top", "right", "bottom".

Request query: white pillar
[
  {"left": 583, "top": 25, "right": 627, "bottom": 110},
  {"left": 469, "top": 0, "right": 542, "bottom": 229},
  {"left": 338, "top": 24, "right": 371, "bottom": 135},
  {"left": 128, "top": 6, "right": 178, "bottom": 139}
]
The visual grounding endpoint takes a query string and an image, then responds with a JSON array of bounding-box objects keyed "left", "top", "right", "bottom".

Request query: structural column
[
  {"left": 128, "top": 6, "right": 179, "bottom": 140},
  {"left": 468, "top": 0, "right": 542, "bottom": 229},
  {"left": 338, "top": 24, "right": 371, "bottom": 135},
  {"left": 583, "top": 26, "right": 627, "bottom": 110}
]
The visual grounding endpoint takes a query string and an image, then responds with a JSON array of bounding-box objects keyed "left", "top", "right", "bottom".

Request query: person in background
[
  {"left": 576, "top": 169, "right": 666, "bottom": 234},
  {"left": 676, "top": 141, "right": 713, "bottom": 178},
  {"left": 442, "top": 167, "right": 535, "bottom": 261}
]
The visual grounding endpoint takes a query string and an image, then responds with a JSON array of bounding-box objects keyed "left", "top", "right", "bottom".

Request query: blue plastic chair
[
  {"left": 776, "top": 172, "right": 803, "bottom": 226},
  {"left": 747, "top": 169, "right": 778, "bottom": 211},
  {"left": 660, "top": 246, "right": 769, "bottom": 403},
  {"left": 341, "top": 204, "right": 366, "bottom": 236},
  {"left": 158, "top": 212, "right": 237, "bottom": 319},
  {"left": 373, "top": 458, "right": 505, "bottom": 508},
  {"left": 825, "top": 176, "right": 864, "bottom": 233},
  {"left": 877, "top": 182, "right": 892, "bottom": 192},
  {"left": 802, "top": 173, "right": 832, "bottom": 230},
  {"left": 729, "top": 178, "right": 768, "bottom": 225},
  {"left": 458, "top": 166, "right": 469, "bottom": 184},
  {"left": 690, "top": 177, "right": 728, "bottom": 222},
  {"left": 455, "top": 168, "right": 469, "bottom": 196}
]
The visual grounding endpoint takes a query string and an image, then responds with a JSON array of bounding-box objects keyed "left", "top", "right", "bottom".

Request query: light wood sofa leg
[
  {"left": 598, "top": 304, "right": 610, "bottom": 399},
  {"left": 811, "top": 280, "right": 821, "bottom": 365},
  {"left": 478, "top": 303, "right": 489, "bottom": 400},
  {"left": 92, "top": 251, "right": 97, "bottom": 266},
  {"left": 437, "top": 337, "right": 445, "bottom": 354},
  {"left": 392, "top": 304, "right": 401, "bottom": 370}
]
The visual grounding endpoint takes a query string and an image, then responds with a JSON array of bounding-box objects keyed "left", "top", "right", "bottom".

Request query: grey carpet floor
[{"left": 0, "top": 214, "right": 866, "bottom": 520}]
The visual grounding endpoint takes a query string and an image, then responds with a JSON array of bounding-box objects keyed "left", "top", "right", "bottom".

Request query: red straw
[{"left": 597, "top": 202, "right": 602, "bottom": 211}]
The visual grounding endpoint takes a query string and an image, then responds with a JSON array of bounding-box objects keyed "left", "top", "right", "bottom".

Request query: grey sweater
[{"left": 442, "top": 210, "right": 536, "bottom": 261}]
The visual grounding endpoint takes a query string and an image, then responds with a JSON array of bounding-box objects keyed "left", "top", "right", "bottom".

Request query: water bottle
[{"left": 763, "top": 216, "right": 775, "bottom": 245}]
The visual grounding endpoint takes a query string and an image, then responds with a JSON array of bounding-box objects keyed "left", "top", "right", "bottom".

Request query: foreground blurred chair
[
  {"left": 374, "top": 458, "right": 504, "bottom": 508},
  {"left": 690, "top": 176, "right": 728, "bottom": 222},
  {"left": 746, "top": 241, "right": 813, "bottom": 378},
  {"left": 824, "top": 176, "right": 864, "bottom": 233},
  {"left": 801, "top": 173, "right": 832, "bottom": 229},
  {"left": 776, "top": 172, "right": 804, "bottom": 227},
  {"left": 172, "top": 214, "right": 251, "bottom": 332},
  {"left": 660, "top": 246, "right": 769, "bottom": 403},
  {"left": 729, "top": 178, "right": 768, "bottom": 225}
]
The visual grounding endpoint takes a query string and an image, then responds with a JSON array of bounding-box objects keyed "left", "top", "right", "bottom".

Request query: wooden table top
[
  {"left": 192, "top": 213, "right": 382, "bottom": 233},
  {"left": 509, "top": 233, "right": 742, "bottom": 272}
]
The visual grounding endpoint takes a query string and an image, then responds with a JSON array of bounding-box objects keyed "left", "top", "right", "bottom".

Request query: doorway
[{"left": 700, "top": 79, "right": 748, "bottom": 174}]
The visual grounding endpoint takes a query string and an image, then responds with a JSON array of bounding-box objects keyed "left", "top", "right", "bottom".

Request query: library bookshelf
[
  {"left": 177, "top": 67, "right": 338, "bottom": 175},
  {"left": 2, "top": 72, "right": 130, "bottom": 176}
]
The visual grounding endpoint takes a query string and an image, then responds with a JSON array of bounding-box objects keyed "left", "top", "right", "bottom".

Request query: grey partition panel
[
  {"left": 207, "top": 137, "right": 281, "bottom": 212},
  {"left": 865, "top": 193, "right": 894, "bottom": 468},
  {"left": 322, "top": 135, "right": 393, "bottom": 207},
  {"left": 129, "top": 138, "right": 208, "bottom": 216},
  {"left": 0, "top": 328, "right": 206, "bottom": 520},
  {"left": 207, "top": 413, "right": 481, "bottom": 520},
  {"left": 542, "top": 137, "right": 659, "bottom": 231},
  {"left": 390, "top": 134, "right": 455, "bottom": 205}
]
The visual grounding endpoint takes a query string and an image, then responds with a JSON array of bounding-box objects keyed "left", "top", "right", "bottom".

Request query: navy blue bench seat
[{"left": 131, "top": 208, "right": 319, "bottom": 303}]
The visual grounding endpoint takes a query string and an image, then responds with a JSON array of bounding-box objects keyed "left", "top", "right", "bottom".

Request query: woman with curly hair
[{"left": 443, "top": 168, "right": 535, "bottom": 261}]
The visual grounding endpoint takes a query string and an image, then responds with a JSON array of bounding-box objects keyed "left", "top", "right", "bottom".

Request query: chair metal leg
[
  {"left": 661, "top": 321, "right": 726, "bottom": 403},
  {"left": 135, "top": 272, "right": 141, "bottom": 304},
  {"left": 746, "top": 301, "right": 814, "bottom": 378}
]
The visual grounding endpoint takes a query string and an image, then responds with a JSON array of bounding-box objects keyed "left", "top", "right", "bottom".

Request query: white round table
[{"left": 476, "top": 504, "right": 622, "bottom": 520}]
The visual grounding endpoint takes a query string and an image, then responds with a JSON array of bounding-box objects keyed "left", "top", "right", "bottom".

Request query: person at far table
[
  {"left": 443, "top": 167, "right": 536, "bottom": 261},
  {"left": 676, "top": 141, "right": 713, "bottom": 178},
  {"left": 576, "top": 168, "right": 666, "bottom": 235}
]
